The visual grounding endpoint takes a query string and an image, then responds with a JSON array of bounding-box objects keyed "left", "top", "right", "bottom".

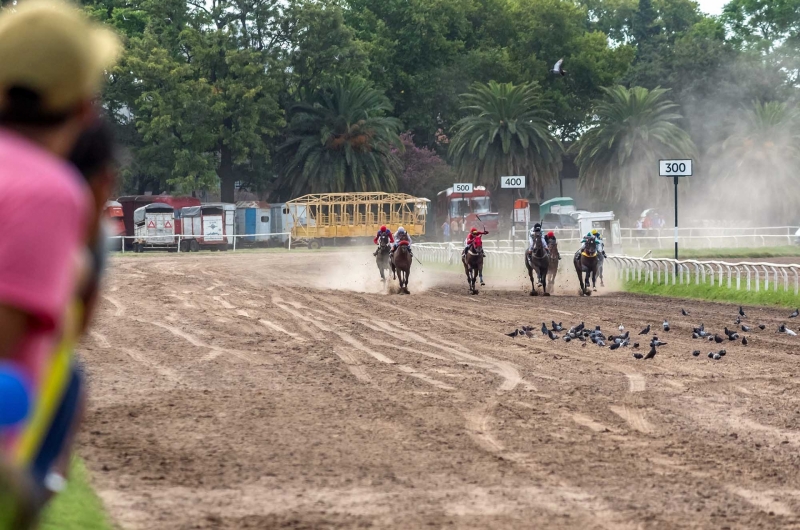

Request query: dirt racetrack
[{"left": 79, "top": 250, "right": 800, "bottom": 529}]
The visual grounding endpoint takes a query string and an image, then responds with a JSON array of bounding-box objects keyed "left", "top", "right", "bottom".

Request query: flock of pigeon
[{"left": 506, "top": 305, "right": 800, "bottom": 362}]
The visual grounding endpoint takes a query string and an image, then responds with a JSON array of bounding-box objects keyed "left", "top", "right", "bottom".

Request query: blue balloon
[{"left": 0, "top": 365, "right": 30, "bottom": 427}]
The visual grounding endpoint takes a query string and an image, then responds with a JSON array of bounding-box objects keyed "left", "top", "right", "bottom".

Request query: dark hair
[
  {"left": 68, "top": 119, "right": 117, "bottom": 181},
  {"left": 0, "top": 86, "right": 72, "bottom": 126}
]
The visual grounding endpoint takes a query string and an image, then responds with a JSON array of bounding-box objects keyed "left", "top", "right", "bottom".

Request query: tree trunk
[{"left": 219, "top": 142, "right": 235, "bottom": 203}]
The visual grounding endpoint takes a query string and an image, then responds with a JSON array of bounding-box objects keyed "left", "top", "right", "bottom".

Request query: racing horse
[
  {"left": 574, "top": 236, "right": 600, "bottom": 296},
  {"left": 375, "top": 233, "right": 392, "bottom": 281},
  {"left": 391, "top": 242, "right": 412, "bottom": 294},
  {"left": 525, "top": 234, "right": 551, "bottom": 296},
  {"left": 462, "top": 243, "right": 484, "bottom": 295},
  {"left": 546, "top": 239, "right": 560, "bottom": 295}
]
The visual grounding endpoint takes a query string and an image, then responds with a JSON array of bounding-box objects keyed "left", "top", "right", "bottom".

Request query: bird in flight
[{"left": 551, "top": 58, "right": 567, "bottom": 76}]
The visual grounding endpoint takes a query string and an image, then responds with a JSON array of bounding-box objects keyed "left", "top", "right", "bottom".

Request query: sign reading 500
[{"left": 500, "top": 176, "right": 526, "bottom": 189}]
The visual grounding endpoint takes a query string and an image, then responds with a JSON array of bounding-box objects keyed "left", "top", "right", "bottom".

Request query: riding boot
[{"left": 373, "top": 248, "right": 379, "bottom": 256}]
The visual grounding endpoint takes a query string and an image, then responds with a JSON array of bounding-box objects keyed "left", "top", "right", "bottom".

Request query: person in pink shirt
[{"left": 0, "top": 0, "right": 120, "bottom": 522}]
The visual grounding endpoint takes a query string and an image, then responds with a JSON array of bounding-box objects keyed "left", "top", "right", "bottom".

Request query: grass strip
[
  {"left": 624, "top": 279, "right": 800, "bottom": 309},
  {"left": 650, "top": 246, "right": 800, "bottom": 260},
  {"left": 40, "top": 458, "right": 113, "bottom": 530}
]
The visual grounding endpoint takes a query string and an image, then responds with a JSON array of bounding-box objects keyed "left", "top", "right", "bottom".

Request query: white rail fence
[
  {"left": 109, "top": 232, "right": 293, "bottom": 252},
  {"left": 606, "top": 256, "right": 800, "bottom": 295},
  {"left": 414, "top": 243, "right": 800, "bottom": 295}
]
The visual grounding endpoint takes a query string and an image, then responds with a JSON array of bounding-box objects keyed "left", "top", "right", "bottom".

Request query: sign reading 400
[{"left": 500, "top": 176, "right": 526, "bottom": 189}]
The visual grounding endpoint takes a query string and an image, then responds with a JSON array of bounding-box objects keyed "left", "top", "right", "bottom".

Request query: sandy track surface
[{"left": 79, "top": 251, "right": 800, "bottom": 529}]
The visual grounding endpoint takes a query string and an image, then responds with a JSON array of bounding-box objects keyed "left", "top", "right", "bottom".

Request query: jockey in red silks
[
  {"left": 463, "top": 227, "right": 488, "bottom": 256},
  {"left": 373, "top": 225, "right": 394, "bottom": 255}
]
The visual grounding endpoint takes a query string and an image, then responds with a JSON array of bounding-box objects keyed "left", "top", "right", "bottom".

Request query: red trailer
[
  {"left": 103, "top": 200, "right": 126, "bottom": 250},
  {"left": 117, "top": 195, "right": 201, "bottom": 249}
]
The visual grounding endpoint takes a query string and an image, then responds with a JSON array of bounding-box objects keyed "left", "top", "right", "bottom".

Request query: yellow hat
[
  {"left": 591, "top": 229, "right": 598, "bottom": 234},
  {"left": 0, "top": 0, "right": 121, "bottom": 116}
]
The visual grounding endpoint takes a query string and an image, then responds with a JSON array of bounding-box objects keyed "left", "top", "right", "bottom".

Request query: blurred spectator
[
  {"left": 0, "top": 0, "right": 120, "bottom": 520},
  {"left": 441, "top": 219, "right": 451, "bottom": 242}
]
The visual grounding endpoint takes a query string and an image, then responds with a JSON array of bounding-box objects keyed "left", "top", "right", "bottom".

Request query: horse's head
[
  {"left": 582, "top": 237, "right": 598, "bottom": 258},
  {"left": 532, "top": 232, "right": 546, "bottom": 257},
  {"left": 379, "top": 234, "right": 391, "bottom": 248},
  {"left": 548, "top": 239, "right": 559, "bottom": 255}
]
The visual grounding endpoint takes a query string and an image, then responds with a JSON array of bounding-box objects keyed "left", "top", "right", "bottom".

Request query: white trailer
[
  {"left": 133, "top": 203, "right": 176, "bottom": 252},
  {"left": 179, "top": 203, "right": 235, "bottom": 251}
]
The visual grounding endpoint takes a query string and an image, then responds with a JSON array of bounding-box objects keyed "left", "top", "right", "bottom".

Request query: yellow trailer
[{"left": 285, "top": 192, "right": 429, "bottom": 248}]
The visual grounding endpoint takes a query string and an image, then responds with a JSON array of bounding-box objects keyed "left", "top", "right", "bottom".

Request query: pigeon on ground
[
  {"left": 595, "top": 326, "right": 602, "bottom": 331},
  {"left": 728, "top": 333, "right": 740, "bottom": 341},
  {"left": 714, "top": 334, "right": 724, "bottom": 344},
  {"left": 724, "top": 327, "right": 734, "bottom": 338},
  {"left": 644, "top": 345, "right": 657, "bottom": 360},
  {"left": 597, "top": 340, "right": 607, "bottom": 347},
  {"left": 639, "top": 325, "right": 651, "bottom": 335},
  {"left": 663, "top": 320, "right": 670, "bottom": 332},
  {"left": 573, "top": 322, "right": 585, "bottom": 333},
  {"left": 739, "top": 306, "right": 746, "bottom": 318},
  {"left": 551, "top": 58, "right": 567, "bottom": 76},
  {"left": 758, "top": 324, "right": 766, "bottom": 330},
  {"left": 788, "top": 329, "right": 798, "bottom": 337},
  {"left": 692, "top": 332, "right": 700, "bottom": 339},
  {"left": 713, "top": 353, "right": 722, "bottom": 360},
  {"left": 742, "top": 325, "right": 751, "bottom": 332},
  {"left": 523, "top": 329, "right": 535, "bottom": 339},
  {"left": 619, "top": 325, "right": 625, "bottom": 331},
  {"left": 707, "top": 352, "right": 714, "bottom": 359},
  {"left": 651, "top": 338, "right": 668, "bottom": 347},
  {"left": 692, "top": 350, "right": 701, "bottom": 357},
  {"left": 718, "top": 349, "right": 727, "bottom": 357},
  {"left": 778, "top": 323, "right": 787, "bottom": 333},
  {"left": 521, "top": 326, "right": 534, "bottom": 332},
  {"left": 742, "top": 337, "right": 748, "bottom": 345},
  {"left": 633, "top": 342, "right": 640, "bottom": 348},
  {"left": 681, "top": 309, "right": 690, "bottom": 316},
  {"left": 734, "top": 316, "right": 741, "bottom": 325},
  {"left": 506, "top": 329, "right": 520, "bottom": 338},
  {"left": 610, "top": 342, "right": 620, "bottom": 350},
  {"left": 552, "top": 321, "right": 564, "bottom": 332},
  {"left": 548, "top": 329, "right": 559, "bottom": 341},
  {"left": 541, "top": 323, "right": 549, "bottom": 335},
  {"left": 564, "top": 336, "right": 572, "bottom": 343},
  {"left": 791, "top": 309, "right": 799, "bottom": 318},
  {"left": 633, "top": 353, "right": 644, "bottom": 359}
]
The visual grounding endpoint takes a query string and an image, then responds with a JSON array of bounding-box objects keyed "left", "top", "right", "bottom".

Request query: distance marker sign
[
  {"left": 453, "top": 183, "right": 473, "bottom": 194},
  {"left": 659, "top": 160, "right": 692, "bottom": 177},
  {"left": 500, "top": 176, "right": 526, "bottom": 189}
]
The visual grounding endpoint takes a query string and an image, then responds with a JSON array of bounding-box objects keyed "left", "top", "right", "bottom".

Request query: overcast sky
[{"left": 696, "top": 0, "right": 727, "bottom": 15}]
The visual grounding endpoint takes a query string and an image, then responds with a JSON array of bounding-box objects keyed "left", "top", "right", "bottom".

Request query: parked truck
[
  {"left": 132, "top": 203, "right": 177, "bottom": 252},
  {"left": 179, "top": 203, "right": 235, "bottom": 251},
  {"left": 118, "top": 195, "right": 201, "bottom": 250}
]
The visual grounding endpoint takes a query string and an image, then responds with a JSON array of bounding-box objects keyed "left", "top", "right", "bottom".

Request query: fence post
[
  {"left": 233, "top": 234, "right": 237, "bottom": 252},
  {"left": 288, "top": 234, "right": 292, "bottom": 250}
]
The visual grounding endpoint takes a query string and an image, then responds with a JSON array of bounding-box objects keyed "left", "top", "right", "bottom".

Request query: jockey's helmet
[
  {"left": 547, "top": 231, "right": 555, "bottom": 238},
  {"left": 471, "top": 227, "right": 478, "bottom": 234},
  {"left": 397, "top": 227, "right": 406, "bottom": 234},
  {"left": 534, "top": 223, "right": 541, "bottom": 231},
  {"left": 380, "top": 225, "right": 387, "bottom": 232},
  {"left": 591, "top": 229, "right": 599, "bottom": 235}
]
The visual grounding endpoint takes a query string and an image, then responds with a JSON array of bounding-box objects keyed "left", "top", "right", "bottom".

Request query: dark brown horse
[
  {"left": 375, "top": 233, "right": 392, "bottom": 281},
  {"left": 574, "top": 236, "right": 600, "bottom": 296},
  {"left": 546, "top": 239, "right": 560, "bottom": 295},
  {"left": 391, "top": 243, "right": 412, "bottom": 294},
  {"left": 462, "top": 244, "right": 483, "bottom": 295},
  {"left": 526, "top": 235, "right": 550, "bottom": 296}
]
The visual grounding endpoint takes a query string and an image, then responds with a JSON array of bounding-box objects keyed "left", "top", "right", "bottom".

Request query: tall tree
[
  {"left": 572, "top": 86, "right": 696, "bottom": 212},
  {"left": 276, "top": 79, "right": 403, "bottom": 197},
  {"left": 709, "top": 101, "right": 800, "bottom": 224},
  {"left": 449, "top": 81, "right": 563, "bottom": 201}
]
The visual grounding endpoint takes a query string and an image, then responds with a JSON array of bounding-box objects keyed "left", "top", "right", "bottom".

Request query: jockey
[
  {"left": 392, "top": 226, "right": 413, "bottom": 256},
  {"left": 527, "top": 224, "right": 548, "bottom": 256},
  {"left": 463, "top": 227, "right": 488, "bottom": 256},
  {"left": 373, "top": 225, "right": 394, "bottom": 255},
  {"left": 591, "top": 229, "right": 607, "bottom": 257},
  {"left": 544, "top": 231, "right": 561, "bottom": 260}
]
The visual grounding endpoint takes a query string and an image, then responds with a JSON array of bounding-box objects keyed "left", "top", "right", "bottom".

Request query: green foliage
[
  {"left": 573, "top": 86, "right": 696, "bottom": 211},
  {"left": 624, "top": 278, "right": 800, "bottom": 309},
  {"left": 449, "top": 81, "right": 563, "bottom": 200},
  {"left": 40, "top": 459, "right": 113, "bottom": 530},
  {"left": 276, "top": 79, "right": 403, "bottom": 197}
]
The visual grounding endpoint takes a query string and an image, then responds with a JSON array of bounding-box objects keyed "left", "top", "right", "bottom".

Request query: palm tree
[
  {"left": 710, "top": 101, "right": 800, "bottom": 224},
  {"left": 277, "top": 79, "right": 403, "bottom": 196},
  {"left": 449, "top": 81, "right": 562, "bottom": 201},
  {"left": 572, "top": 86, "right": 696, "bottom": 209}
]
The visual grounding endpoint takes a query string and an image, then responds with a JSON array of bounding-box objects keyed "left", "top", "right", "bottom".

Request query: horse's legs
[
  {"left": 527, "top": 266, "right": 537, "bottom": 296},
  {"left": 479, "top": 265, "right": 485, "bottom": 286}
]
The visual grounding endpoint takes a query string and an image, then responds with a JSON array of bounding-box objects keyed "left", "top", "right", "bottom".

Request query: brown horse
[
  {"left": 525, "top": 235, "right": 550, "bottom": 296},
  {"left": 546, "top": 239, "right": 560, "bottom": 295},
  {"left": 462, "top": 245, "right": 483, "bottom": 295},
  {"left": 391, "top": 243, "right": 412, "bottom": 294},
  {"left": 574, "top": 237, "right": 600, "bottom": 296}
]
